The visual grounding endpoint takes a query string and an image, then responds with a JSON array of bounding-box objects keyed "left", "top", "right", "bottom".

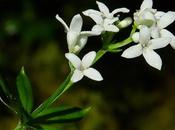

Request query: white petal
[
  {"left": 158, "top": 12, "right": 175, "bottom": 29},
  {"left": 76, "top": 36, "right": 88, "bottom": 53},
  {"left": 160, "top": 29, "right": 175, "bottom": 49},
  {"left": 92, "top": 25, "right": 104, "bottom": 33},
  {"left": 67, "top": 31, "right": 79, "bottom": 51},
  {"left": 104, "top": 24, "right": 119, "bottom": 32},
  {"left": 82, "top": 51, "right": 96, "bottom": 69},
  {"left": 139, "top": 26, "right": 151, "bottom": 44},
  {"left": 80, "top": 31, "right": 101, "bottom": 36},
  {"left": 149, "top": 37, "right": 170, "bottom": 49},
  {"left": 151, "top": 27, "right": 160, "bottom": 38},
  {"left": 167, "top": 11, "right": 175, "bottom": 17},
  {"left": 121, "top": 44, "right": 143, "bottom": 58},
  {"left": 65, "top": 53, "right": 81, "bottom": 68},
  {"left": 71, "top": 69, "right": 84, "bottom": 83},
  {"left": 111, "top": 8, "right": 129, "bottom": 15},
  {"left": 87, "top": 14, "right": 103, "bottom": 24},
  {"left": 155, "top": 11, "right": 165, "bottom": 19},
  {"left": 56, "top": 14, "right": 69, "bottom": 32},
  {"left": 83, "top": 68, "right": 103, "bottom": 81},
  {"left": 70, "top": 14, "right": 83, "bottom": 33},
  {"left": 140, "top": 0, "right": 153, "bottom": 11},
  {"left": 143, "top": 49, "right": 162, "bottom": 70},
  {"left": 83, "top": 9, "right": 102, "bottom": 16},
  {"left": 105, "top": 17, "right": 119, "bottom": 24},
  {"left": 132, "top": 32, "right": 140, "bottom": 43},
  {"left": 96, "top": 1, "right": 110, "bottom": 17}
]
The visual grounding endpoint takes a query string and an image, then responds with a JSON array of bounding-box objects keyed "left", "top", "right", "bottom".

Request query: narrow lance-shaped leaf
[
  {"left": 32, "top": 106, "right": 83, "bottom": 119},
  {"left": 30, "top": 107, "right": 91, "bottom": 124},
  {"left": 16, "top": 67, "right": 33, "bottom": 113}
]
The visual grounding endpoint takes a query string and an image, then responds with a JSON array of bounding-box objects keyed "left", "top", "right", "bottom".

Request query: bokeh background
[{"left": 0, "top": 0, "right": 175, "bottom": 130}]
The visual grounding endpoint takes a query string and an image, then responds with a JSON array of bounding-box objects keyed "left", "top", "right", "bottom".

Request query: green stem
[
  {"left": 31, "top": 49, "right": 107, "bottom": 117},
  {"left": 93, "top": 49, "right": 107, "bottom": 64},
  {"left": 108, "top": 37, "right": 133, "bottom": 50},
  {"left": 32, "top": 73, "right": 73, "bottom": 117},
  {"left": 31, "top": 23, "right": 137, "bottom": 118},
  {"left": 107, "top": 23, "right": 137, "bottom": 50}
]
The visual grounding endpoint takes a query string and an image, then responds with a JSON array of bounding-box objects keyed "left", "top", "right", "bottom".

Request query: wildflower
[
  {"left": 134, "top": 0, "right": 156, "bottom": 27},
  {"left": 56, "top": 14, "right": 100, "bottom": 53},
  {"left": 122, "top": 26, "right": 170, "bottom": 70},
  {"left": 65, "top": 51, "right": 103, "bottom": 83},
  {"left": 83, "top": 1, "right": 129, "bottom": 33},
  {"left": 151, "top": 11, "right": 175, "bottom": 49}
]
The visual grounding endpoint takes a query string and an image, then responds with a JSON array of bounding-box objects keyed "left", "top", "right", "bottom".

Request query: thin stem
[
  {"left": 108, "top": 37, "right": 133, "bottom": 50},
  {"left": 107, "top": 23, "right": 137, "bottom": 50},
  {"left": 93, "top": 49, "right": 107, "bottom": 64},
  {"left": 32, "top": 73, "right": 73, "bottom": 117},
  {"left": 32, "top": 49, "right": 107, "bottom": 117}
]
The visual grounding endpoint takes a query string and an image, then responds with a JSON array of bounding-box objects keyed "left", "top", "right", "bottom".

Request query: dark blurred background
[{"left": 0, "top": 0, "right": 175, "bottom": 130}]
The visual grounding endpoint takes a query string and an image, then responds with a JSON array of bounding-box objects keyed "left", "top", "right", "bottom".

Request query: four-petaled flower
[
  {"left": 65, "top": 51, "right": 103, "bottom": 83},
  {"left": 122, "top": 26, "right": 170, "bottom": 70},
  {"left": 134, "top": 0, "right": 175, "bottom": 49},
  {"left": 83, "top": 1, "right": 129, "bottom": 33},
  {"left": 151, "top": 11, "right": 175, "bottom": 49},
  {"left": 56, "top": 14, "right": 100, "bottom": 53}
]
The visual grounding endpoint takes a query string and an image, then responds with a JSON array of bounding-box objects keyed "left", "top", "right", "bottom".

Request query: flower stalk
[{"left": 32, "top": 73, "right": 73, "bottom": 117}]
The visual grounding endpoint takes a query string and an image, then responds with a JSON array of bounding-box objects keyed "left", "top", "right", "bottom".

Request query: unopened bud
[{"left": 117, "top": 17, "right": 133, "bottom": 29}]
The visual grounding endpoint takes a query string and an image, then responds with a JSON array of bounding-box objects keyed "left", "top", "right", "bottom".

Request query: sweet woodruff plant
[{"left": 0, "top": 0, "right": 175, "bottom": 129}]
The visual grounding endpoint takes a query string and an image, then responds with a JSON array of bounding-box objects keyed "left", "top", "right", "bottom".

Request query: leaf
[
  {"left": 41, "top": 125, "right": 59, "bottom": 130},
  {"left": 0, "top": 79, "right": 17, "bottom": 112},
  {"left": 16, "top": 67, "right": 33, "bottom": 113},
  {"left": 30, "top": 107, "right": 91, "bottom": 124},
  {"left": 33, "top": 106, "right": 82, "bottom": 119}
]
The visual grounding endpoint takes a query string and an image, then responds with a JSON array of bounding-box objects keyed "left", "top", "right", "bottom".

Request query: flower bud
[{"left": 117, "top": 17, "right": 132, "bottom": 29}]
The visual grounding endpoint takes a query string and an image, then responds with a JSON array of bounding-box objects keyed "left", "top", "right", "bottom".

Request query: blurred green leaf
[
  {"left": 16, "top": 67, "right": 33, "bottom": 113},
  {"left": 0, "top": 79, "right": 17, "bottom": 113},
  {"left": 34, "top": 106, "right": 84, "bottom": 119},
  {"left": 31, "top": 107, "right": 91, "bottom": 124},
  {"left": 41, "top": 125, "right": 59, "bottom": 130},
  {"left": 0, "top": 78, "right": 10, "bottom": 97}
]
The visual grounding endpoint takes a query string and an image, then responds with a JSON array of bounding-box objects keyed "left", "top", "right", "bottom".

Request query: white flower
[
  {"left": 88, "top": 14, "right": 120, "bottom": 33},
  {"left": 151, "top": 11, "right": 175, "bottom": 49},
  {"left": 134, "top": 0, "right": 156, "bottom": 27},
  {"left": 65, "top": 51, "right": 103, "bottom": 83},
  {"left": 122, "top": 26, "right": 170, "bottom": 70},
  {"left": 134, "top": 0, "right": 175, "bottom": 49},
  {"left": 56, "top": 14, "right": 100, "bottom": 53},
  {"left": 83, "top": 1, "right": 129, "bottom": 33}
]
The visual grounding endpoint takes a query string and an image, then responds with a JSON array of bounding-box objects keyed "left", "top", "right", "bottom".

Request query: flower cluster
[
  {"left": 122, "top": 0, "right": 175, "bottom": 70},
  {"left": 56, "top": 0, "right": 175, "bottom": 83},
  {"left": 56, "top": 1, "right": 130, "bottom": 83}
]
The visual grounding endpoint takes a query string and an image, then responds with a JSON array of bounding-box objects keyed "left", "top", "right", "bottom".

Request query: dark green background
[{"left": 0, "top": 0, "right": 175, "bottom": 130}]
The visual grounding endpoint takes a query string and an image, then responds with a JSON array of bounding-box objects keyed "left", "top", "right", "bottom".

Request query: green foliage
[
  {"left": 30, "top": 107, "right": 91, "bottom": 125},
  {"left": 0, "top": 68, "right": 90, "bottom": 130},
  {"left": 16, "top": 67, "right": 33, "bottom": 113}
]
